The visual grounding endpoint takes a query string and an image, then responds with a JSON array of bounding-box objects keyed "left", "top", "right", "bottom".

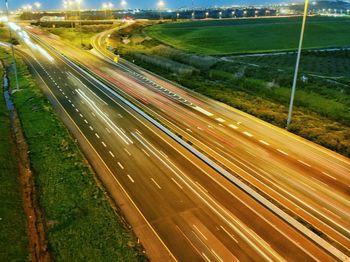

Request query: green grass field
[
  {"left": 146, "top": 16, "right": 350, "bottom": 55},
  {"left": 0, "top": 53, "right": 29, "bottom": 262}
]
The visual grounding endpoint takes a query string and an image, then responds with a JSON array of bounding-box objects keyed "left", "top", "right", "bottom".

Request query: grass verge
[
  {"left": 0, "top": 53, "right": 29, "bottom": 262},
  {"left": 0, "top": 47, "right": 146, "bottom": 261}
]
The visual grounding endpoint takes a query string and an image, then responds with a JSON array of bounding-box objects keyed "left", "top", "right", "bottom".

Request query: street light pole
[
  {"left": 286, "top": 0, "right": 309, "bottom": 128},
  {"left": 76, "top": 0, "right": 83, "bottom": 47},
  {"left": 5, "top": 0, "right": 19, "bottom": 91}
]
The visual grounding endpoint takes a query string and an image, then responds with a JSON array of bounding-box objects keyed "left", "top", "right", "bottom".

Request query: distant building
[{"left": 40, "top": 16, "right": 65, "bottom": 22}]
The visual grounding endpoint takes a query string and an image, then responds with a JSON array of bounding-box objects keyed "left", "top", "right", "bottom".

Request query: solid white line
[
  {"left": 151, "top": 178, "right": 162, "bottom": 189},
  {"left": 102, "top": 141, "right": 107, "bottom": 147},
  {"left": 117, "top": 162, "right": 124, "bottom": 169},
  {"left": 171, "top": 177, "right": 183, "bottom": 189},
  {"left": 259, "top": 140, "right": 270, "bottom": 146},
  {"left": 109, "top": 151, "right": 115, "bottom": 158},
  {"left": 277, "top": 149, "right": 289, "bottom": 156},
  {"left": 298, "top": 160, "right": 311, "bottom": 167},
  {"left": 95, "top": 133, "right": 100, "bottom": 139},
  {"left": 228, "top": 124, "right": 238, "bottom": 129},
  {"left": 243, "top": 131, "right": 253, "bottom": 137},
  {"left": 127, "top": 174, "right": 134, "bottom": 183},
  {"left": 322, "top": 171, "right": 337, "bottom": 180}
]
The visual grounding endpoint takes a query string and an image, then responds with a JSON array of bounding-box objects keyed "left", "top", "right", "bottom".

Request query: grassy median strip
[
  {"left": 0, "top": 57, "right": 29, "bottom": 261},
  {"left": 0, "top": 48, "right": 146, "bottom": 261}
]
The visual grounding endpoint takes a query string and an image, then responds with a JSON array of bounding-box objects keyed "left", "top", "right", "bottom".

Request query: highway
[
  {"left": 27, "top": 24, "right": 350, "bottom": 254},
  {"left": 9, "top": 23, "right": 350, "bottom": 261}
]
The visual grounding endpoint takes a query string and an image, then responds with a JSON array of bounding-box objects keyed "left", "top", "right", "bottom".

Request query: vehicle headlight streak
[
  {"left": 7, "top": 22, "right": 54, "bottom": 62},
  {"left": 76, "top": 88, "right": 133, "bottom": 145}
]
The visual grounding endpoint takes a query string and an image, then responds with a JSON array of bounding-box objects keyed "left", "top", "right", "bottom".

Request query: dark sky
[{"left": 6, "top": 0, "right": 285, "bottom": 11}]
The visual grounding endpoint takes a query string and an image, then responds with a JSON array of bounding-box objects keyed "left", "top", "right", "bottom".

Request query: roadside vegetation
[
  {"left": 103, "top": 18, "right": 350, "bottom": 157},
  {"left": 43, "top": 24, "right": 116, "bottom": 49},
  {"left": 0, "top": 46, "right": 147, "bottom": 261},
  {"left": 0, "top": 51, "right": 29, "bottom": 262}
]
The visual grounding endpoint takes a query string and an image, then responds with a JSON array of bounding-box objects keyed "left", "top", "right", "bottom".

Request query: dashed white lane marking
[
  {"left": 197, "top": 126, "right": 203, "bottom": 130},
  {"left": 259, "top": 140, "right": 270, "bottom": 146},
  {"left": 102, "top": 141, "right": 107, "bottom": 147},
  {"left": 72, "top": 104, "right": 75, "bottom": 108},
  {"left": 91, "top": 112, "right": 96, "bottom": 117},
  {"left": 276, "top": 149, "right": 289, "bottom": 156},
  {"left": 228, "top": 124, "right": 238, "bottom": 129},
  {"left": 193, "top": 224, "right": 208, "bottom": 241},
  {"left": 109, "top": 151, "right": 115, "bottom": 158},
  {"left": 322, "top": 171, "right": 337, "bottom": 180},
  {"left": 298, "top": 160, "right": 311, "bottom": 167},
  {"left": 75, "top": 108, "right": 79, "bottom": 112},
  {"left": 151, "top": 178, "right": 162, "bottom": 189},
  {"left": 220, "top": 225, "right": 238, "bottom": 243},
  {"left": 117, "top": 162, "right": 124, "bottom": 170},
  {"left": 196, "top": 181, "right": 208, "bottom": 193},
  {"left": 245, "top": 150, "right": 256, "bottom": 157},
  {"left": 65, "top": 95, "right": 68, "bottom": 99},
  {"left": 105, "top": 127, "right": 110, "bottom": 133},
  {"left": 142, "top": 148, "right": 150, "bottom": 157},
  {"left": 95, "top": 133, "right": 100, "bottom": 139},
  {"left": 211, "top": 249, "right": 224, "bottom": 262},
  {"left": 124, "top": 148, "right": 131, "bottom": 156},
  {"left": 193, "top": 106, "right": 214, "bottom": 117},
  {"left": 79, "top": 113, "right": 83, "bottom": 118},
  {"left": 215, "top": 117, "right": 225, "bottom": 123},
  {"left": 243, "top": 131, "right": 253, "bottom": 137},
  {"left": 202, "top": 253, "right": 211, "bottom": 262},
  {"left": 84, "top": 119, "right": 88, "bottom": 124},
  {"left": 127, "top": 174, "right": 134, "bottom": 183},
  {"left": 89, "top": 126, "right": 94, "bottom": 131},
  {"left": 171, "top": 177, "right": 183, "bottom": 189},
  {"left": 68, "top": 99, "right": 72, "bottom": 103}
]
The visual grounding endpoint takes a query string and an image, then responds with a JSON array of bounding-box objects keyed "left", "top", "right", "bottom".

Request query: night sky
[{"left": 5, "top": 0, "right": 287, "bottom": 11}]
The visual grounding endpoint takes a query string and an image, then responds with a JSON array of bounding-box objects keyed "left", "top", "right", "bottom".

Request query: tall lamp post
[
  {"left": 158, "top": 0, "right": 164, "bottom": 20},
  {"left": 286, "top": 0, "right": 309, "bottom": 128},
  {"left": 102, "top": 3, "right": 108, "bottom": 19},
  {"left": 5, "top": 0, "right": 19, "bottom": 91},
  {"left": 76, "top": 0, "right": 83, "bottom": 47}
]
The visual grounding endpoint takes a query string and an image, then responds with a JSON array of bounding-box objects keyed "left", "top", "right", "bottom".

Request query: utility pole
[
  {"left": 5, "top": 0, "right": 19, "bottom": 91},
  {"left": 286, "top": 0, "right": 309, "bottom": 128},
  {"left": 77, "top": 0, "right": 83, "bottom": 47}
]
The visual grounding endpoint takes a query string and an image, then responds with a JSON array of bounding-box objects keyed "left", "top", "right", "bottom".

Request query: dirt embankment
[{"left": 2, "top": 61, "right": 50, "bottom": 262}]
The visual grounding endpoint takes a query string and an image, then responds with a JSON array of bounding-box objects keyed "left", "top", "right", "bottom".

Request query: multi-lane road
[{"left": 9, "top": 22, "right": 350, "bottom": 261}]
